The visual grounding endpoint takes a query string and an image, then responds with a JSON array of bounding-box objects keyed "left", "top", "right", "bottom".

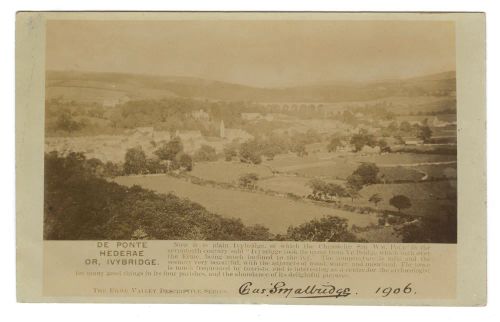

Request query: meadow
[
  {"left": 359, "top": 180, "right": 457, "bottom": 218},
  {"left": 114, "top": 175, "right": 378, "bottom": 234},
  {"left": 256, "top": 176, "right": 312, "bottom": 196},
  {"left": 351, "top": 153, "right": 456, "bottom": 165},
  {"left": 413, "top": 164, "right": 457, "bottom": 179},
  {"left": 185, "top": 148, "right": 457, "bottom": 222},
  {"left": 256, "top": 148, "right": 457, "bottom": 220},
  {"left": 189, "top": 161, "right": 273, "bottom": 184},
  {"left": 263, "top": 151, "right": 455, "bottom": 182}
]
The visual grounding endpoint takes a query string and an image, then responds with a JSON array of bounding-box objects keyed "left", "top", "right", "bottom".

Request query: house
[
  {"left": 404, "top": 138, "right": 424, "bottom": 145},
  {"left": 135, "top": 127, "right": 154, "bottom": 135},
  {"left": 224, "top": 128, "right": 253, "bottom": 142},
  {"left": 152, "top": 130, "right": 172, "bottom": 142},
  {"left": 191, "top": 109, "right": 209, "bottom": 121},
  {"left": 130, "top": 127, "right": 154, "bottom": 140},
  {"left": 241, "top": 113, "right": 263, "bottom": 121},
  {"left": 102, "top": 95, "right": 130, "bottom": 107},
  {"left": 263, "top": 114, "right": 274, "bottom": 121},
  {"left": 430, "top": 116, "right": 455, "bottom": 128},
  {"left": 102, "top": 98, "right": 121, "bottom": 107},
  {"left": 176, "top": 130, "right": 203, "bottom": 141},
  {"left": 360, "top": 146, "right": 381, "bottom": 154}
]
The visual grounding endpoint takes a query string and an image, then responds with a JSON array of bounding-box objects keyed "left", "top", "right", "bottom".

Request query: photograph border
[{"left": 16, "top": 11, "right": 486, "bottom": 305}]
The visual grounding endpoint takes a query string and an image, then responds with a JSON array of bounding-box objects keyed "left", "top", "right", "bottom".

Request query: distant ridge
[
  {"left": 46, "top": 70, "right": 456, "bottom": 104},
  {"left": 406, "top": 71, "right": 456, "bottom": 82}
]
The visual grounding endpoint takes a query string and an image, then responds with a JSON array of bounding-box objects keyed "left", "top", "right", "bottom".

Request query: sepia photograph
[
  {"left": 14, "top": 10, "right": 488, "bottom": 306},
  {"left": 43, "top": 19, "right": 458, "bottom": 243}
]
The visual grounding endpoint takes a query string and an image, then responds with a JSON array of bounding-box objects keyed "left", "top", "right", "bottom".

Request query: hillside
[{"left": 46, "top": 70, "right": 456, "bottom": 105}]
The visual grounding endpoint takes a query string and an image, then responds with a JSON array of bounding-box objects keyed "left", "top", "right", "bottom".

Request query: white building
[
  {"left": 241, "top": 113, "right": 262, "bottom": 121},
  {"left": 192, "top": 109, "right": 209, "bottom": 121},
  {"left": 241, "top": 112, "right": 274, "bottom": 122},
  {"left": 404, "top": 138, "right": 424, "bottom": 145},
  {"left": 224, "top": 128, "right": 253, "bottom": 142}
]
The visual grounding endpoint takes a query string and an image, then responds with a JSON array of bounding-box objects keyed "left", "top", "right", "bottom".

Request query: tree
[
  {"left": 55, "top": 110, "right": 83, "bottom": 133},
  {"left": 238, "top": 173, "right": 259, "bottom": 189},
  {"left": 325, "top": 183, "right": 348, "bottom": 199},
  {"left": 346, "top": 186, "right": 361, "bottom": 203},
  {"left": 146, "top": 158, "right": 166, "bottom": 174},
  {"left": 285, "top": 216, "right": 361, "bottom": 242},
  {"left": 308, "top": 179, "right": 347, "bottom": 201},
  {"left": 193, "top": 144, "right": 217, "bottom": 162},
  {"left": 154, "top": 137, "right": 183, "bottom": 161},
  {"left": 350, "top": 129, "right": 376, "bottom": 152},
  {"left": 416, "top": 124, "right": 433, "bottom": 143},
  {"left": 377, "top": 139, "right": 391, "bottom": 153},
  {"left": 389, "top": 195, "right": 412, "bottom": 213},
  {"left": 124, "top": 147, "right": 147, "bottom": 174},
  {"left": 85, "top": 158, "right": 105, "bottom": 177},
  {"left": 102, "top": 161, "right": 122, "bottom": 178},
  {"left": 368, "top": 193, "right": 382, "bottom": 207},
  {"left": 327, "top": 137, "right": 343, "bottom": 152},
  {"left": 304, "top": 129, "right": 322, "bottom": 144},
  {"left": 261, "top": 144, "right": 280, "bottom": 161},
  {"left": 290, "top": 142, "right": 308, "bottom": 157},
  {"left": 394, "top": 135, "right": 405, "bottom": 145},
  {"left": 340, "top": 110, "right": 357, "bottom": 126},
  {"left": 175, "top": 152, "right": 193, "bottom": 171},
  {"left": 346, "top": 174, "right": 364, "bottom": 202},
  {"left": 239, "top": 141, "right": 262, "bottom": 164},
  {"left": 346, "top": 174, "right": 364, "bottom": 191},
  {"left": 224, "top": 146, "right": 238, "bottom": 161},
  {"left": 308, "top": 179, "right": 327, "bottom": 199},
  {"left": 352, "top": 163, "right": 380, "bottom": 185},
  {"left": 387, "top": 121, "right": 399, "bottom": 133},
  {"left": 399, "top": 121, "right": 412, "bottom": 134},
  {"left": 396, "top": 205, "right": 456, "bottom": 243}
]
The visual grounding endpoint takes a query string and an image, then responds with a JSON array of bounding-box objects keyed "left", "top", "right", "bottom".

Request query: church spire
[{"left": 220, "top": 120, "right": 225, "bottom": 138}]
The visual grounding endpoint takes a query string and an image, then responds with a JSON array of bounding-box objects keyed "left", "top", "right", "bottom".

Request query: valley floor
[{"left": 114, "top": 175, "right": 379, "bottom": 235}]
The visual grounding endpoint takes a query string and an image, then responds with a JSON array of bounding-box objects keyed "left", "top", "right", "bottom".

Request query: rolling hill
[{"left": 46, "top": 70, "right": 456, "bottom": 105}]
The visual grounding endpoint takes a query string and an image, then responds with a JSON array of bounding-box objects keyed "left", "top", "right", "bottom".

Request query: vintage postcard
[{"left": 16, "top": 12, "right": 486, "bottom": 305}]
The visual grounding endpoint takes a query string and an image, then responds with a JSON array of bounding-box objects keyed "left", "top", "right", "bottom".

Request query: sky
[{"left": 46, "top": 20, "right": 455, "bottom": 88}]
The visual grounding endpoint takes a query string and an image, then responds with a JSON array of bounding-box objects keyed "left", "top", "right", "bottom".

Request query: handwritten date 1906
[{"left": 375, "top": 283, "right": 415, "bottom": 297}]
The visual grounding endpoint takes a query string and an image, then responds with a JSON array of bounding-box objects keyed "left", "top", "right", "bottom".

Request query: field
[
  {"left": 264, "top": 152, "right": 361, "bottom": 180},
  {"left": 351, "top": 153, "right": 456, "bottom": 165},
  {"left": 263, "top": 152, "right": 336, "bottom": 169},
  {"left": 395, "top": 113, "right": 456, "bottom": 124},
  {"left": 114, "top": 175, "right": 378, "bottom": 234},
  {"left": 256, "top": 149, "right": 457, "bottom": 220},
  {"left": 413, "top": 164, "right": 457, "bottom": 179},
  {"left": 257, "top": 176, "right": 313, "bottom": 196},
  {"left": 262, "top": 150, "right": 456, "bottom": 182},
  {"left": 190, "top": 161, "right": 273, "bottom": 184},
  {"left": 377, "top": 166, "right": 424, "bottom": 182},
  {"left": 359, "top": 180, "right": 457, "bottom": 218},
  {"left": 255, "top": 167, "right": 457, "bottom": 219},
  {"left": 185, "top": 149, "right": 457, "bottom": 221},
  {"left": 392, "top": 144, "right": 456, "bottom": 155},
  {"left": 292, "top": 160, "right": 357, "bottom": 179}
]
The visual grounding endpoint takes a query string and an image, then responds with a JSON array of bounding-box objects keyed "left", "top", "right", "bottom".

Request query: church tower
[{"left": 220, "top": 120, "right": 225, "bottom": 138}]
